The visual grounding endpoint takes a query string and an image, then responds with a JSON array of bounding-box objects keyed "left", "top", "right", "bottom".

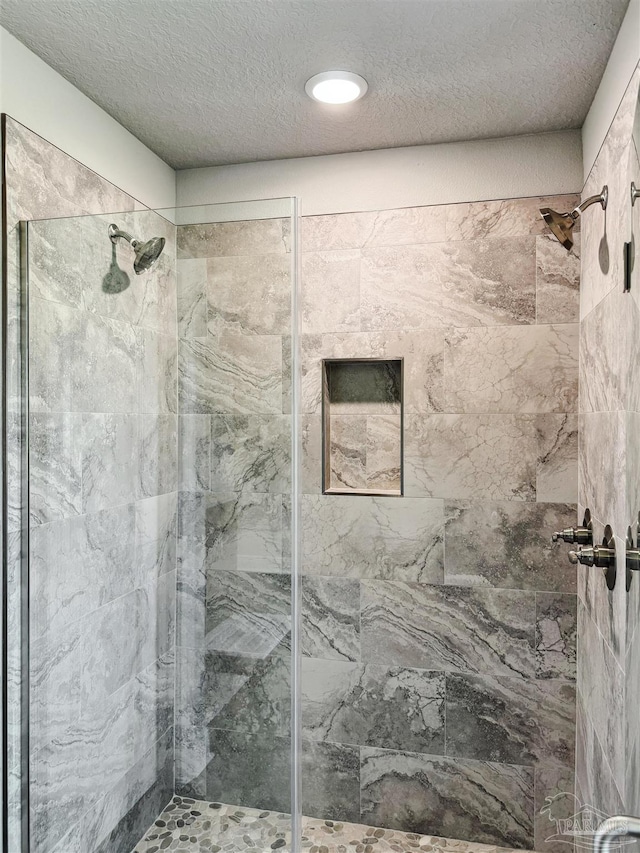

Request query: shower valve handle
[
  {"left": 568, "top": 545, "right": 616, "bottom": 569},
  {"left": 553, "top": 526, "right": 592, "bottom": 545}
]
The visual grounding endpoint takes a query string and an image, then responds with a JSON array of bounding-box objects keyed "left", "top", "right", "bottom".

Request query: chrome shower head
[
  {"left": 108, "top": 224, "right": 166, "bottom": 274},
  {"left": 540, "top": 186, "right": 608, "bottom": 252}
]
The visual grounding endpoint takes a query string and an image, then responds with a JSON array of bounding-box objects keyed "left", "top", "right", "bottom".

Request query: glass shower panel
[{"left": 17, "top": 197, "right": 298, "bottom": 853}]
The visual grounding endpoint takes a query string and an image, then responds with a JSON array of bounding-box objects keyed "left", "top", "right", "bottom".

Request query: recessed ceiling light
[{"left": 305, "top": 71, "right": 368, "bottom": 104}]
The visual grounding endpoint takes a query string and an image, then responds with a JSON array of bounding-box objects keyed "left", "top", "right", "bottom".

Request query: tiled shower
[{"left": 2, "top": 60, "right": 640, "bottom": 853}]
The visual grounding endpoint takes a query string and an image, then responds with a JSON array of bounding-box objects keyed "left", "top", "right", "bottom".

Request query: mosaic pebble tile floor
[{"left": 132, "top": 797, "right": 526, "bottom": 853}]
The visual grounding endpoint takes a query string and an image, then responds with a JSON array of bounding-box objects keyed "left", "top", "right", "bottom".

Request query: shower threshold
[{"left": 132, "top": 796, "right": 529, "bottom": 853}]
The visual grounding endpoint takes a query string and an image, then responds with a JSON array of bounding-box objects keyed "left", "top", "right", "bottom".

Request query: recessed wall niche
[{"left": 322, "top": 358, "right": 404, "bottom": 496}]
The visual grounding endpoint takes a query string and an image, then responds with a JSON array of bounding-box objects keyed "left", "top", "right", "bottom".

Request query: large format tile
[
  {"left": 29, "top": 297, "right": 80, "bottom": 412},
  {"left": 361, "top": 581, "right": 535, "bottom": 677},
  {"left": 301, "top": 207, "right": 447, "bottom": 252},
  {"left": 405, "top": 415, "right": 536, "bottom": 501},
  {"left": 137, "top": 414, "right": 178, "bottom": 499},
  {"left": 179, "top": 334, "right": 282, "bottom": 414},
  {"left": 301, "top": 740, "right": 361, "bottom": 823},
  {"left": 535, "top": 233, "right": 580, "bottom": 325},
  {"left": 302, "top": 495, "right": 444, "bottom": 583},
  {"left": 301, "top": 250, "right": 361, "bottom": 333},
  {"left": 138, "top": 328, "right": 177, "bottom": 414},
  {"left": 535, "top": 413, "right": 578, "bottom": 503},
  {"left": 360, "top": 747, "right": 534, "bottom": 848},
  {"left": 443, "top": 195, "right": 580, "bottom": 242},
  {"left": 444, "top": 501, "right": 577, "bottom": 592},
  {"left": 301, "top": 576, "right": 361, "bottom": 662},
  {"left": 535, "top": 592, "right": 577, "bottom": 680},
  {"left": 445, "top": 672, "right": 575, "bottom": 766},
  {"left": 302, "top": 658, "right": 445, "bottom": 754},
  {"left": 29, "top": 412, "right": 82, "bottom": 524},
  {"left": 211, "top": 414, "right": 291, "bottom": 493},
  {"left": 135, "top": 492, "right": 178, "bottom": 587},
  {"left": 444, "top": 325, "right": 578, "bottom": 414},
  {"left": 178, "top": 219, "right": 288, "bottom": 259},
  {"left": 207, "top": 253, "right": 291, "bottom": 335},
  {"left": 360, "top": 238, "right": 535, "bottom": 330},
  {"left": 80, "top": 413, "right": 138, "bottom": 513},
  {"left": 177, "top": 257, "right": 208, "bottom": 338},
  {"left": 179, "top": 414, "right": 210, "bottom": 491}
]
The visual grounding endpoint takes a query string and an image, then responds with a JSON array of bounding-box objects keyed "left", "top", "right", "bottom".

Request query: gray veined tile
[
  {"left": 205, "top": 491, "right": 284, "bottom": 574},
  {"left": 27, "top": 215, "right": 95, "bottom": 309},
  {"left": 367, "top": 415, "right": 402, "bottom": 492},
  {"left": 444, "top": 324, "right": 578, "bottom": 414},
  {"left": 301, "top": 250, "right": 361, "bottom": 333},
  {"left": 300, "top": 207, "right": 448, "bottom": 252},
  {"left": 301, "top": 576, "right": 361, "bottom": 662},
  {"left": 302, "top": 658, "right": 445, "bottom": 754},
  {"left": 444, "top": 501, "right": 577, "bottom": 592},
  {"left": 302, "top": 495, "right": 444, "bottom": 583},
  {"left": 29, "top": 412, "right": 82, "bottom": 525},
  {"left": 536, "top": 233, "right": 580, "bottom": 325},
  {"left": 178, "top": 334, "right": 282, "bottom": 415},
  {"left": 534, "top": 761, "right": 576, "bottom": 853},
  {"left": 177, "top": 218, "right": 288, "bottom": 259},
  {"left": 301, "top": 740, "right": 361, "bottom": 823},
  {"left": 361, "top": 580, "right": 535, "bottom": 677},
  {"left": 444, "top": 195, "right": 580, "bottom": 242},
  {"left": 535, "top": 413, "right": 578, "bottom": 504},
  {"left": 177, "top": 257, "right": 208, "bottom": 338},
  {"left": 80, "top": 413, "right": 138, "bottom": 513},
  {"left": 205, "top": 570, "right": 291, "bottom": 658},
  {"left": 30, "top": 504, "right": 136, "bottom": 639},
  {"left": 29, "top": 296, "right": 80, "bottom": 412},
  {"left": 405, "top": 414, "right": 537, "bottom": 501},
  {"left": 360, "top": 238, "right": 536, "bottom": 331},
  {"left": 207, "top": 253, "right": 291, "bottom": 335},
  {"left": 535, "top": 592, "right": 577, "bottom": 680},
  {"left": 445, "top": 672, "right": 575, "bottom": 766},
  {"left": 211, "top": 414, "right": 291, "bottom": 494},
  {"left": 359, "top": 747, "right": 534, "bottom": 848},
  {"left": 134, "top": 492, "right": 178, "bottom": 588},
  {"left": 179, "top": 414, "right": 211, "bottom": 491},
  {"left": 328, "top": 415, "right": 368, "bottom": 490},
  {"left": 137, "top": 414, "right": 178, "bottom": 499},
  {"left": 138, "top": 328, "right": 177, "bottom": 414}
]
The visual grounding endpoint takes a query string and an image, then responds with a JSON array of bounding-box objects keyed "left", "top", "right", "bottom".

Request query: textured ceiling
[{"left": 0, "top": 0, "right": 631, "bottom": 169}]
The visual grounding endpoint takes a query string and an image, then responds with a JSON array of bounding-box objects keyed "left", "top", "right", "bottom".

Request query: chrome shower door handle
[{"left": 594, "top": 815, "right": 640, "bottom": 853}]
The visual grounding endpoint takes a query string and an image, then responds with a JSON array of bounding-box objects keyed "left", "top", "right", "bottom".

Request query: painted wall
[
  {"left": 582, "top": 0, "right": 640, "bottom": 182},
  {"left": 176, "top": 130, "right": 583, "bottom": 216},
  {"left": 2, "top": 116, "right": 177, "bottom": 853},
  {"left": 0, "top": 27, "right": 176, "bottom": 210},
  {"left": 575, "top": 64, "right": 640, "bottom": 826}
]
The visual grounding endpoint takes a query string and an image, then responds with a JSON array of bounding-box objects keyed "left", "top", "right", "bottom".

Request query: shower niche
[{"left": 322, "top": 357, "right": 404, "bottom": 495}]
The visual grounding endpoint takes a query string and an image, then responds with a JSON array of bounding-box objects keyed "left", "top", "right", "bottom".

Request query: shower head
[
  {"left": 108, "top": 224, "right": 166, "bottom": 274},
  {"left": 539, "top": 185, "right": 608, "bottom": 252}
]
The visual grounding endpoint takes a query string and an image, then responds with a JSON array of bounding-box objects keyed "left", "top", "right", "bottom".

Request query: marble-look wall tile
[
  {"left": 206, "top": 729, "right": 291, "bottom": 813},
  {"left": 179, "top": 334, "right": 282, "bottom": 414},
  {"left": 534, "top": 761, "right": 576, "bottom": 853},
  {"left": 536, "top": 593, "right": 577, "bottom": 680},
  {"left": 301, "top": 207, "right": 447, "bottom": 252},
  {"left": 445, "top": 673, "right": 575, "bottom": 766},
  {"left": 575, "top": 692, "right": 624, "bottom": 822},
  {"left": 405, "top": 414, "right": 536, "bottom": 501},
  {"left": 361, "top": 581, "right": 535, "bottom": 677},
  {"left": 444, "top": 501, "right": 577, "bottom": 592},
  {"left": 366, "top": 416, "right": 402, "bottom": 492},
  {"left": 211, "top": 414, "right": 291, "bottom": 493},
  {"left": 579, "top": 410, "right": 626, "bottom": 535},
  {"left": 301, "top": 576, "right": 361, "bottom": 662},
  {"left": 536, "top": 234, "right": 581, "bottom": 325},
  {"left": 135, "top": 492, "right": 177, "bottom": 587},
  {"left": 360, "top": 238, "right": 536, "bottom": 330},
  {"left": 301, "top": 740, "right": 361, "bottom": 823},
  {"left": 444, "top": 325, "right": 578, "bottom": 414},
  {"left": 207, "top": 253, "right": 291, "bottom": 336},
  {"left": 178, "top": 219, "right": 288, "bottom": 259},
  {"left": 29, "top": 412, "right": 82, "bottom": 524},
  {"left": 29, "top": 297, "right": 80, "bottom": 412},
  {"left": 328, "top": 415, "right": 368, "bottom": 490},
  {"left": 535, "top": 413, "right": 579, "bottom": 503},
  {"left": 302, "top": 495, "right": 443, "bottom": 583},
  {"left": 204, "top": 491, "right": 284, "bottom": 574},
  {"left": 179, "top": 415, "right": 211, "bottom": 491},
  {"left": 30, "top": 504, "right": 136, "bottom": 639},
  {"left": 138, "top": 328, "right": 177, "bottom": 414},
  {"left": 301, "top": 250, "right": 361, "bottom": 333},
  {"left": 302, "top": 658, "right": 445, "bottom": 754},
  {"left": 177, "top": 258, "right": 208, "bottom": 338},
  {"left": 137, "top": 414, "right": 178, "bottom": 499},
  {"left": 444, "top": 195, "right": 580, "bottom": 243},
  {"left": 81, "top": 413, "right": 138, "bottom": 513},
  {"left": 359, "top": 747, "right": 534, "bottom": 848}
]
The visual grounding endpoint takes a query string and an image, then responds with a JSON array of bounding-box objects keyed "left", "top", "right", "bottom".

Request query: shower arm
[
  {"left": 594, "top": 816, "right": 640, "bottom": 853},
  {"left": 108, "top": 224, "right": 135, "bottom": 246},
  {"left": 569, "top": 186, "right": 608, "bottom": 221}
]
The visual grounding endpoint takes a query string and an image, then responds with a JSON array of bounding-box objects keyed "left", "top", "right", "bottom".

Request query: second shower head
[
  {"left": 108, "top": 224, "right": 166, "bottom": 274},
  {"left": 540, "top": 185, "right": 608, "bottom": 251}
]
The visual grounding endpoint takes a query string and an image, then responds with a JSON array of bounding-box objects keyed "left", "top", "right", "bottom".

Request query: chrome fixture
[
  {"left": 594, "top": 815, "right": 640, "bottom": 853},
  {"left": 568, "top": 523, "right": 616, "bottom": 590},
  {"left": 626, "top": 515, "right": 640, "bottom": 591},
  {"left": 108, "top": 224, "right": 165, "bottom": 275},
  {"left": 553, "top": 509, "right": 592, "bottom": 545},
  {"left": 632, "top": 182, "right": 640, "bottom": 206},
  {"left": 540, "top": 186, "right": 608, "bottom": 251}
]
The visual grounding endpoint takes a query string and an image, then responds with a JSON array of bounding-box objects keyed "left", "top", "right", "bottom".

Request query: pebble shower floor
[{"left": 132, "top": 798, "right": 527, "bottom": 853}]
